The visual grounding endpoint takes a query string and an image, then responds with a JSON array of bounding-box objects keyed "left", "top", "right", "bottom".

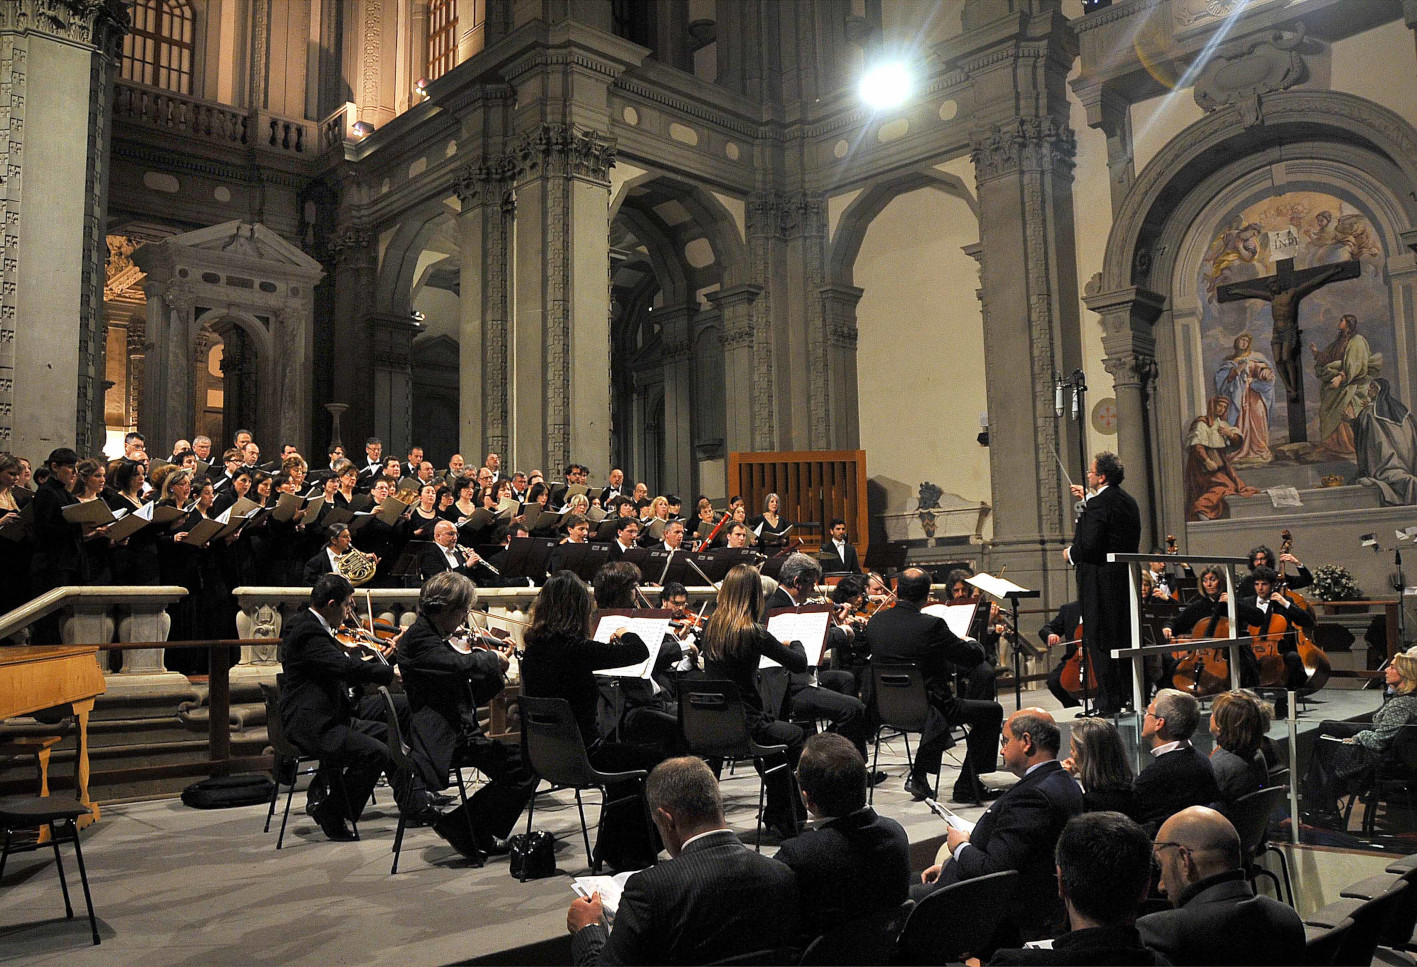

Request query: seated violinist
[
  {"left": 1161, "top": 566, "right": 1265, "bottom": 689},
  {"left": 593, "top": 561, "right": 683, "bottom": 753},
  {"left": 828, "top": 574, "right": 872, "bottom": 689},
  {"left": 944, "top": 568, "right": 1002, "bottom": 702},
  {"left": 1241, "top": 565, "right": 1315, "bottom": 692}
]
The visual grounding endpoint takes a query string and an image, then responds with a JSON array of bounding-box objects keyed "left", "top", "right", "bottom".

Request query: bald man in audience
[{"left": 1137, "top": 806, "right": 1304, "bottom": 966}]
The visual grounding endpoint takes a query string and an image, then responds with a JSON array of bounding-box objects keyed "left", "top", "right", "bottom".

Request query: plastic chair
[
  {"left": 1359, "top": 727, "right": 1417, "bottom": 835},
  {"left": 677, "top": 680, "right": 788, "bottom": 850},
  {"left": 798, "top": 899, "right": 914, "bottom": 966},
  {"left": 1305, "top": 918, "right": 1354, "bottom": 966},
  {"left": 1305, "top": 881, "right": 1409, "bottom": 967},
  {"left": 893, "top": 869, "right": 1019, "bottom": 965},
  {"left": 867, "top": 664, "right": 973, "bottom": 803},
  {"left": 0, "top": 795, "right": 99, "bottom": 945},
  {"left": 259, "top": 681, "right": 358, "bottom": 848},
  {"left": 520, "top": 696, "right": 648, "bottom": 873},
  {"left": 1228, "top": 785, "right": 1293, "bottom": 905}
]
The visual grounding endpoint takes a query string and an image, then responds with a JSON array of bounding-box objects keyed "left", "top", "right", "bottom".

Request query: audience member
[
  {"left": 916, "top": 708, "right": 1083, "bottom": 945},
  {"left": 774, "top": 733, "right": 909, "bottom": 941},
  {"left": 567, "top": 757, "right": 801, "bottom": 965},
  {"left": 1133, "top": 689, "right": 1219, "bottom": 832},
  {"left": 1137, "top": 806, "right": 1305, "bottom": 965},
  {"left": 1206, "top": 691, "right": 1268, "bottom": 812},
  {"left": 1062, "top": 717, "right": 1136, "bottom": 818},
  {"left": 989, "top": 812, "right": 1164, "bottom": 966}
]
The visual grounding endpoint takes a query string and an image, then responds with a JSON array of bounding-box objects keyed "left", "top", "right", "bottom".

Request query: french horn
[{"left": 335, "top": 548, "right": 378, "bottom": 586}]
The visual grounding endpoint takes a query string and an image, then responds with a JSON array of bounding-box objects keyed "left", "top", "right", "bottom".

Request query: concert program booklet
[
  {"left": 376, "top": 495, "right": 410, "bottom": 525},
  {"left": 591, "top": 609, "right": 671, "bottom": 678},
  {"left": 762, "top": 605, "right": 833, "bottom": 669},
  {"left": 106, "top": 504, "right": 152, "bottom": 543},
  {"left": 572, "top": 871, "right": 634, "bottom": 923},
  {"left": 180, "top": 517, "right": 225, "bottom": 547}
]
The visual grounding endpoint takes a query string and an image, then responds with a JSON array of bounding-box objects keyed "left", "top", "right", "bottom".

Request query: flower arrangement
[{"left": 1310, "top": 564, "right": 1363, "bottom": 602}]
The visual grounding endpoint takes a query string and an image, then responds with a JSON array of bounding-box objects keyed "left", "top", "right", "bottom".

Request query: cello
[
  {"left": 1170, "top": 582, "right": 1232, "bottom": 698},
  {"left": 1277, "top": 528, "right": 1331, "bottom": 693},
  {"left": 1057, "top": 619, "right": 1098, "bottom": 703}
]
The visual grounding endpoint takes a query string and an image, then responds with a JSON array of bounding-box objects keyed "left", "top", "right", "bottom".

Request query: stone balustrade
[{"left": 113, "top": 81, "right": 328, "bottom": 159}]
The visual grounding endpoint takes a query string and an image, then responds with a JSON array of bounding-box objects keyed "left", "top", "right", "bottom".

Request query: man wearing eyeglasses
[
  {"left": 1134, "top": 689, "right": 1220, "bottom": 833},
  {"left": 1138, "top": 806, "right": 1304, "bottom": 965}
]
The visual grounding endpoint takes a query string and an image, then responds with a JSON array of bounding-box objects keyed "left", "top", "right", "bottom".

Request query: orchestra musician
[
  {"left": 592, "top": 561, "right": 684, "bottom": 752},
  {"left": 819, "top": 518, "right": 861, "bottom": 574},
  {"left": 1238, "top": 544, "right": 1313, "bottom": 597},
  {"left": 1039, "top": 601, "right": 1084, "bottom": 710},
  {"left": 1063, "top": 452, "right": 1142, "bottom": 716},
  {"left": 661, "top": 520, "right": 686, "bottom": 552},
  {"left": 395, "top": 570, "right": 536, "bottom": 863},
  {"left": 607, "top": 516, "right": 641, "bottom": 561},
  {"left": 420, "top": 520, "right": 498, "bottom": 584},
  {"left": 1161, "top": 566, "right": 1266, "bottom": 688},
  {"left": 1240, "top": 565, "right": 1315, "bottom": 691},
  {"left": 304, "top": 522, "right": 357, "bottom": 585}
]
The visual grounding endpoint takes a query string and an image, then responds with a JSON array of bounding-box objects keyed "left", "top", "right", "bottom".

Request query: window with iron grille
[
  {"left": 121, "top": 0, "right": 195, "bottom": 94},
  {"left": 427, "top": 0, "right": 459, "bottom": 81}
]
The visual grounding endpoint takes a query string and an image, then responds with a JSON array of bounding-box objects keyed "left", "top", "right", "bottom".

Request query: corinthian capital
[{"left": 969, "top": 116, "right": 1077, "bottom": 182}]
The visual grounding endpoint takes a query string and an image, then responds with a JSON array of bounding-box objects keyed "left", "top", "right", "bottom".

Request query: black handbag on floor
[{"left": 508, "top": 830, "right": 557, "bottom": 881}]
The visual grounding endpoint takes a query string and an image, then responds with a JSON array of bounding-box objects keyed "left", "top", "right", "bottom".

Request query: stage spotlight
[{"left": 859, "top": 61, "right": 912, "bottom": 110}]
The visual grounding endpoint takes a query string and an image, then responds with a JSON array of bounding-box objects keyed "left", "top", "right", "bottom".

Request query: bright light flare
[{"left": 859, "top": 61, "right": 912, "bottom": 110}]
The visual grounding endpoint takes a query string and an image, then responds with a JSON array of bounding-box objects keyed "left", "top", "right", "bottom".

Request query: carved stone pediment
[{"left": 1193, "top": 24, "right": 1309, "bottom": 127}]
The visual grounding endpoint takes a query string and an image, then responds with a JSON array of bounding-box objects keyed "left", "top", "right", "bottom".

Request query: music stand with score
[{"left": 966, "top": 572, "right": 1040, "bottom": 709}]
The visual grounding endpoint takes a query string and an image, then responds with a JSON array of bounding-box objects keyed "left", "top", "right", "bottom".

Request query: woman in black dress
[
  {"left": 72, "top": 458, "right": 113, "bottom": 585},
  {"left": 519, "top": 569, "right": 661, "bottom": 870},
  {"left": 702, "top": 562, "right": 809, "bottom": 837},
  {"left": 106, "top": 458, "right": 160, "bottom": 586},
  {"left": 752, "top": 492, "right": 790, "bottom": 548}
]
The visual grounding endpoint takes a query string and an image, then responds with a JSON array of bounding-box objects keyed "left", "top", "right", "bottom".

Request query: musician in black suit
[
  {"left": 354, "top": 436, "right": 384, "bottom": 492},
  {"left": 568, "top": 757, "right": 801, "bottom": 965},
  {"left": 606, "top": 515, "right": 640, "bottom": 561},
  {"left": 1239, "top": 565, "right": 1314, "bottom": 691},
  {"left": 1133, "top": 689, "right": 1220, "bottom": 833},
  {"left": 767, "top": 554, "right": 875, "bottom": 778},
  {"left": 598, "top": 467, "right": 626, "bottom": 507},
  {"left": 278, "top": 574, "right": 401, "bottom": 840},
  {"left": 1063, "top": 451, "right": 1142, "bottom": 715},
  {"left": 818, "top": 518, "right": 860, "bottom": 573},
  {"left": 868, "top": 568, "right": 1003, "bottom": 802},
  {"left": 1138, "top": 805, "right": 1305, "bottom": 966},
  {"left": 916, "top": 709, "right": 1084, "bottom": 945},
  {"left": 1039, "top": 600, "right": 1084, "bottom": 708},
  {"left": 302, "top": 522, "right": 349, "bottom": 585},
  {"left": 419, "top": 519, "right": 498, "bottom": 584},
  {"left": 990, "top": 811, "right": 1167, "bottom": 966},
  {"left": 775, "top": 733, "right": 909, "bottom": 943},
  {"left": 395, "top": 571, "right": 535, "bottom": 863}
]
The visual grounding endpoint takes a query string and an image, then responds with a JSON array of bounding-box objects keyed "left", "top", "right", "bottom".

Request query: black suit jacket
[
  {"left": 775, "top": 806, "right": 909, "bottom": 940},
  {"left": 572, "top": 829, "right": 801, "bottom": 965},
  {"left": 302, "top": 548, "right": 335, "bottom": 585},
  {"left": 989, "top": 925, "right": 1169, "bottom": 965},
  {"left": 866, "top": 600, "right": 984, "bottom": 707},
  {"left": 1137, "top": 869, "right": 1304, "bottom": 966},
  {"left": 1133, "top": 745, "right": 1220, "bottom": 831},
  {"left": 1069, "top": 485, "right": 1141, "bottom": 689},
  {"left": 278, "top": 608, "right": 394, "bottom": 757},
  {"left": 939, "top": 760, "right": 1084, "bottom": 941},
  {"left": 818, "top": 540, "right": 860, "bottom": 574},
  {"left": 395, "top": 614, "right": 505, "bottom": 787},
  {"left": 418, "top": 543, "right": 498, "bottom": 584}
]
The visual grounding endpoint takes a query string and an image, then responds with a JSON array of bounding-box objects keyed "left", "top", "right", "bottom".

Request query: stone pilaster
[
  {"left": 1077, "top": 85, "right": 1135, "bottom": 213},
  {"left": 328, "top": 223, "right": 377, "bottom": 438},
  {"left": 656, "top": 304, "right": 696, "bottom": 496},
  {"left": 743, "top": 194, "right": 782, "bottom": 451},
  {"left": 1086, "top": 285, "right": 1165, "bottom": 548},
  {"left": 820, "top": 283, "right": 864, "bottom": 450},
  {"left": 367, "top": 311, "right": 421, "bottom": 454},
  {"left": 0, "top": 0, "right": 126, "bottom": 456},
  {"left": 456, "top": 158, "right": 515, "bottom": 462},
  {"left": 126, "top": 316, "right": 144, "bottom": 428},
  {"left": 707, "top": 284, "right": 764, "bottom": 457}
]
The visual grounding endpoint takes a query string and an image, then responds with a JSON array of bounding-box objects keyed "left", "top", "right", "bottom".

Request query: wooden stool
[{"left": 0, "top": 736, "right": 65, "bottom": 796}]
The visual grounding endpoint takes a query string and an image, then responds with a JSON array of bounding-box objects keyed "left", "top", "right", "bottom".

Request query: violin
[
  {"left": 1170, "top": 601, "right": 1231, "bottom": 698},
  {"left": 335, "top": 619, "right": 396, "bottom": 664},
  {"left": 1277, "top": 528, "right": 1330, "bottom": 693}
]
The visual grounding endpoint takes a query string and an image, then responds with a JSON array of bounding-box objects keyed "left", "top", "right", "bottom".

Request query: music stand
[
  {"left": 391, "top": 540, "right": 431, "bottom": 588},
  {"left": 557, "top": 541, "right": 611, "bottom": 583},
  {"left": 863, "top": 541, "right": 908, "bottom": 577},
  {"left": 501, "top": 537, "right": 558, "bottom": 582},
  {"left": 967, "top": 572, "right": 1040, "bottom": 710},
  {"left": 621, "top": 547, "right": 671, "bottom": 585}
]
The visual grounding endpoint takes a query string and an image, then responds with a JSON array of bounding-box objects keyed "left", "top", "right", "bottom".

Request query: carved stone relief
[{"left": 1192, "top": 24, "right": 1310, "bottom": 127}]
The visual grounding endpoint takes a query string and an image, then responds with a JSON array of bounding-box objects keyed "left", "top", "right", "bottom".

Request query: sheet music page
[
  {"left": 592, "top": 613, "right": 670, "bottom": 678},
  {"left": 922, "top": 602, "right": 976, "bottom": 641},
  {"left": 762, "top": 607, "right": 832, "bottom": 668},
  {"left": 967, "top": 572, "right": 1030, "bottom": 599}
]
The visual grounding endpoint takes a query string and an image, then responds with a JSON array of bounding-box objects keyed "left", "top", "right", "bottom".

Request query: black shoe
[
  {"left": 403, "top": 807, "right": 441, "bottom": 829},
  {"left": 763, "top": 817, "right": 800, "bottom": 841},
  {"left": 952, "top": 782, "right": 984, "bottom": 805},
  {"left": 427, "top": 792, "right": 455, "bottom": 807},
  {"left": 310, "top": 801, "right": 357, "bottom": 842},
  {"left": 432, "top": 812, "right": 488, "bottom": 866},
  {"left": 866, "top": 770, "right": 889, "bottom": 788},
  {"left": 479, "top": 834, "right": 512, "bottom": 856},
  {"left": 903, "top": 775, "right": 932, "bottom": 801}
]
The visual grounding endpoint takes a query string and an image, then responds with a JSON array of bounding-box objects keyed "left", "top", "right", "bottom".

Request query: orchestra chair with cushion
[
  {"left": 893, "top": 869, "right": 1018, "bottom": 966},
  {"left": 1227, "top": 785, "right": 1293, "bottom": 905},
  {"left": 259, "top": 682, "right": 359, "bottom": 849},
  {"left": 676, "top": 680, "right": 788, "bottom": 851},
  {"left": 797, "top": 899, "right": 914, "bottom": 966},
  {"left": 0, "top": 795, "right": 100, "bottom": 945},
  {"left": 1304, "top": 881, "right": 1408, "bottom": 967},
  {"left": 376, "top": 686, "right": 474, "bottom": 874},
  {"left": 520, "top": 696, "right": 647, "bottom": 874},
  {"left": 1385, "top": 855, "right": 1417, "bottom": 953},
  {"left": 1304, "top": 919, "right": 1354, "bottom": 967}
]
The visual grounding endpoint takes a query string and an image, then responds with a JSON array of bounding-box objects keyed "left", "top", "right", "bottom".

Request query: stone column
[
  {"left": 1076, "top": 85, "right": 1136, "bottom": 214},
  {"left": 273, "top": 301, "right": 314, "bottom": 448},
  {"left": 126, "top": 317, "right": 145, "bottom": 429},
  {"left": 743, "top": 195, "right": 781, "bottom": 451},
  {"left": 707, "top": 284, "right": 764, "bottom": 456},
  {"left": 0, "top": 0, "right": 125, "bottom": 456},
  {"left": 657, "top": 304, "right": 696, "bottom": 496},
  {"left": 366, "top": 311, "right": 420, "bottom": 454},
  {"left": 1086, "top": 285, "right": 1165, "bottom": 548},
  {"left": 456, "top": 159, "right": 514, "bottom": 461},
  {"left": 139, "top": 279, "right": 196, "bottom": 451},
  {"left": 507, "top": 124, "right": 615, "bottom": 475},
  {"left": 328, "top": 224, "right": 377, "bottom": 437},
  {"left": 820, "top": 283, "right": 864, "bottom": 450}
]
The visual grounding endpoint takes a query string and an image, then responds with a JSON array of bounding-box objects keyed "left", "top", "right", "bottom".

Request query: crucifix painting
[{"left": 1183, "top": 189, "right": 1411, "bottom": 518}]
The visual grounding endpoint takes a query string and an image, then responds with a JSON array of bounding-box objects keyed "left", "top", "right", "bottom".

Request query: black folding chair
[
  {"left": 894, "top": 869, "right": 1018, "bottom": 965},
  {"left": 1304, "top": 918, "right": 1353, "bottom": 966},
  {"left": 1228, "top": 786, "right": 1292, "bottom": 904},
  {"left": 520, "top": 696, "right": 648, "bottom": 873},
  {"left": 798, "top": 899, "right": 914, "bottom": 966},
  {"left": 1340, "top": 869, "right": 1417, "bottom": 954},
  {"left": 259, "top": 681, "right": 360, "bottom": 848},
  {"left": 0, "top": 796, "right": 100, "bottom": 945},
  {"left": 677, "top": 680, "right": 788, "bottom": 850},
  {"left": 867, "top": 664, "right": 976, "bottom": 803}
]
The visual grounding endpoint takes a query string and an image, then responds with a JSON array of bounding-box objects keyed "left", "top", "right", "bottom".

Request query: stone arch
[
  {"left": 1095, "top": 89, "right": 1417, "bottom": 536},
  {"left": 828, "top": 168, "right": 978, "bottom": 285},
  {"left": 192, "top": 307, "right": 277, "bottom": 446},
  {"left": 375, "top": 197, "right": 460, "bottom": 315}
]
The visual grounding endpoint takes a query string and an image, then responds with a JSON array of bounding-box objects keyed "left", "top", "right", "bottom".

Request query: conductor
[{"left": 1062, "top": 452, "right": 1141, "bottom": 715}]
